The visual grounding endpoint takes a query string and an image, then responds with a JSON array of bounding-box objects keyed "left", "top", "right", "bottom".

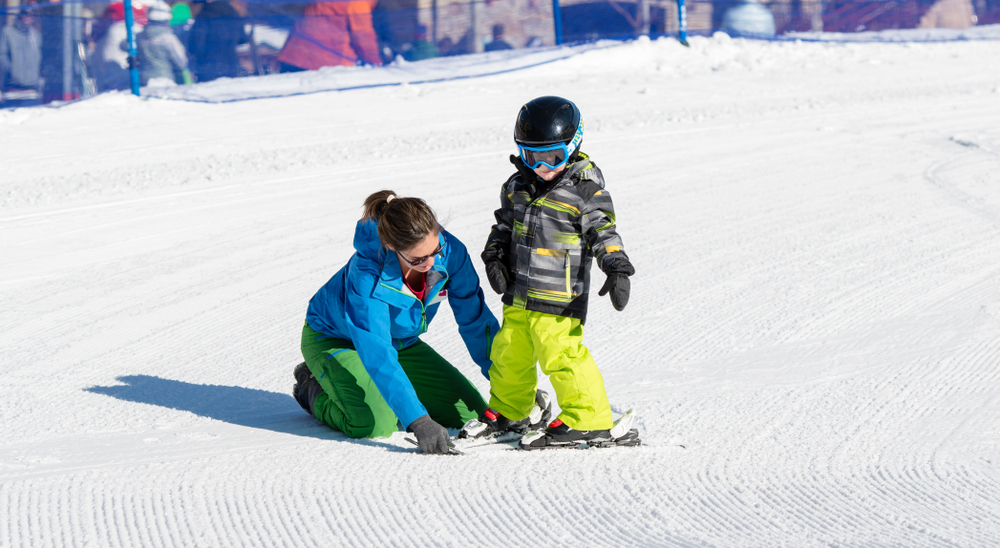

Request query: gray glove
[{"left": 408, "top": 415, "right": 452, "bottom": 455}]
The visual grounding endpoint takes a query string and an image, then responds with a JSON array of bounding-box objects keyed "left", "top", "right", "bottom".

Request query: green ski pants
[
  {"left": 488, "top": 306, "right": 614, "bottom": 431},
  {"left": 300, "top": 322, "right": 487, "bottom": 438}
]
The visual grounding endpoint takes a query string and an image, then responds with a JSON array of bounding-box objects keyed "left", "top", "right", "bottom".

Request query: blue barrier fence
[{"left": 1, "top": 0, "right": 996, "bottom": 106}]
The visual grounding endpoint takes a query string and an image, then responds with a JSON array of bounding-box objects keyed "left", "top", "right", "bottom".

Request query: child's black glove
[
  {"left": 408, "top": 415, "right": 453, "bottom": 454},
  {"left": 481, "top": 246, "right": 511, "bottom": 295},
  {"left": 599, "top": 256, "right": 635, "bottom": 311}
]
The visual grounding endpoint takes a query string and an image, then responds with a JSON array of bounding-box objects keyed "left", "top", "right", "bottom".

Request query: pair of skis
[{"left": 406, "top": 409, "right": 641, "bottom": 455}]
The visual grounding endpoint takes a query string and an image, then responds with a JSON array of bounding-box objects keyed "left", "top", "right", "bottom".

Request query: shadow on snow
[{"left": 85, "top": 375, "right": 409, "bottom": 453}]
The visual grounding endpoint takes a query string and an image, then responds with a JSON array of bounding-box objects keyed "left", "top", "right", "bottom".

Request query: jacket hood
[{"left": 353, "top": 219, "right": 385, "bottom": 262}]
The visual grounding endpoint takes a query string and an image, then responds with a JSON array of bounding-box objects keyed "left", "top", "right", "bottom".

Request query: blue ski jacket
[{"left": 306, "top": 220, "right": 499, "bottom": 428}]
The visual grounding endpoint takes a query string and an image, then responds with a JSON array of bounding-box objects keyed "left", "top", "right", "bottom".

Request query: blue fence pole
[
  {"left": 552, "top": 0, "right": 563, "bottom": 45},
  {"left": 677, "top": 0, "right": 689, "bottom": 46},
  {"left": 123, "top": 0, "right": 141, "bottom": 96}
]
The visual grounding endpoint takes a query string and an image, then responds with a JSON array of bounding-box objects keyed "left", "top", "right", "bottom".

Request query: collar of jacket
[
  {"left": 370, "top": 231, "right": 449, "bottom": 308},
  {"left": 511, "top": 152, "right": 593, "bottom": 192}
]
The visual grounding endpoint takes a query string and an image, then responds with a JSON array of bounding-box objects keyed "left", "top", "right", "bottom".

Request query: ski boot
[
  {"left": 520, "top": 409, "right": 642, "bottom": 450},
  {"left": 459, "top": 390, "right": 552, "bottom": 440}
]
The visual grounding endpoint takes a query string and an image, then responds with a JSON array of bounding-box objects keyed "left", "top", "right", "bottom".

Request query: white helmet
[{"left": 147, "top": 1, "right": 172, "bottom": 22}]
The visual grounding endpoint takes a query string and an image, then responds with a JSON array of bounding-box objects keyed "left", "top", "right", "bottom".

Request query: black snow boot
[
  {"left": 519, "top": 420, "right": 612, "bottom": 450},
  {"left": 292, "top": 362, "right": 322, "bottom": 415},
  {"left": 520, "top": 409, "right": 642, "bottom": 450},
  {"left": 542, "top": 420, "right": 612, "bottom": 443}
]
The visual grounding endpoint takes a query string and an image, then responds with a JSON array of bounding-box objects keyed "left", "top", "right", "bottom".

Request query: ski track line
[
  {"left": 628, "top": 224, "right": 916, "bottom": 367},
  {"left": 718, "top": 400, "right": 832, "bottom": 536},
  {"left": 3, "top": 227, "right": 337, "bottom": 384},
  {"left": 259, "top": 478, "right": 296, "bottom": 548},
  {"left": 610, "top": 125, "right": 954, "bottom": 363},
  {"left": 755, "top": 207, "right": 999, "bottom": 343},
  {"left": 925, "top": 267, "right": 1000, "bottom": 312},
  {"left": 270, "top": 481, "right": 303, "bottom": 548},
  {"left": 790, "top": 236, "right": 998, "bottom": 345},
  {"left": 3, "top": 159, "right": 407, "bottom": 253},
  {"left": 4, "top": 434, "right": 997, "bottom": 547},
  {"left": 828, "top": 349, "right": 1000, "bottom": 543},
  {"left": 925, "top": 153, "right": 1000, "bottom": 230},
  {"left": 656, "top": 312, "right": 992, "bottom": 544},
  {"left": 279, "top": 488, "right": 317, "bottom": 548},
  {"left": 1, "top": 139, "right": 486, "bottom": 227}
]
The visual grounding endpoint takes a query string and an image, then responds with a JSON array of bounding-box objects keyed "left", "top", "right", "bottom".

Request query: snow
[
  {"left": 3, "top": 27, "right": 1000, "bottom": 547},
  {"left": 141, "top": 42, "right": 619, "bottom": 103}
]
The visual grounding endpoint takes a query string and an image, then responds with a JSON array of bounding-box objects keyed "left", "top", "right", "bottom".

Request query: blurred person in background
[
  {"left": 277, "top": 0, "right": 381, "bottom": 71},
  {"left": 188, "top": 0, "right": 246, "bottom": 82},
  {"left": 404, "top": 24, "right": 437, "bottom": 62},
  {"left": 170, "top": 1, "right": 195, "bottom": 51},
  {"left": 436, "top": 36, "right": 455, "bottom": 56},
  {"left": 36, "top": 0, "right": 67, "bottom": 100},
  {"left": 0, "top": 5, "right": 42, "bottom": 107},
  {"left": 137, "top": 1, "right": 192, "bottom": 86},
  {"left": 484, "top": 23, "right": 513, "bottom": 52},
  {"left": 90, "top": 0, "right": 148, "bottom": 91}
]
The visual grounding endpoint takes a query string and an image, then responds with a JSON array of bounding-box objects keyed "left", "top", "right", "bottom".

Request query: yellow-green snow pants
[
  {"left": 301, "top": 322, "right": 487, "bottom": 438},
  {"left": 488, "top": 305, "right": 614, "bottom": 431}
]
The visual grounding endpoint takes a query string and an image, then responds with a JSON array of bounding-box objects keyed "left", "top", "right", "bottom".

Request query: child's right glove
[
  {"left": 481, "top": 246, "right": 511, "bottom": 295},
  {"left": 599, "top": 256, "right": 635, "bottom": 311}
]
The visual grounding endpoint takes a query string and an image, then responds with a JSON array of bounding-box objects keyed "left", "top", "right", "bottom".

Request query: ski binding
[{"left": 519, "top": 409, "right": 642, "bottom": 451}]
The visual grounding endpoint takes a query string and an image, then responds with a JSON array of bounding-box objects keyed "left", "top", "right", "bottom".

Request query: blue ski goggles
[
  {"left": 518, "top": 142, "right": 572, "bottom": 170},
  {"left": 517, "top": 122, "right": 584, "bottom": 170}
]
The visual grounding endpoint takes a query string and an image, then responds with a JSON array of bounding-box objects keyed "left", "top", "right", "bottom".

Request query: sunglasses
[{"left": 398, "top": 243, "right": 443, "bottom": 266}]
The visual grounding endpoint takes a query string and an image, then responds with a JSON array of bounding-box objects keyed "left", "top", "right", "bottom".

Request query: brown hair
[{"left": 362, "top": 190, "right": 439, "bottom": 252}]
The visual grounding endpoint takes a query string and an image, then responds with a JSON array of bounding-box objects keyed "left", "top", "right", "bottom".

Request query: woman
[{"left": 294, "top": 190, "right": 497, "bottom": 454}]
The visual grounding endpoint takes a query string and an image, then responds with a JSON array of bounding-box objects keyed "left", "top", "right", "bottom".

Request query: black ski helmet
[{"left": 514, "top": 96, "right": 583, "bottom": 152}]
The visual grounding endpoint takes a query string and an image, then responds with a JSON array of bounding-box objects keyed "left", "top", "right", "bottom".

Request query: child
[
  {"left": 466, "top": 96, "right": 637, "bottom": 449},
  {"left": 136, "top": 1, "right": 192, "bottom": 86}
]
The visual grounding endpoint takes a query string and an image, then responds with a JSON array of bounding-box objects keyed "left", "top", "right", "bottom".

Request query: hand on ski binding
[{"left": 408, "top": 415, "right": 457, "bottom": 455}]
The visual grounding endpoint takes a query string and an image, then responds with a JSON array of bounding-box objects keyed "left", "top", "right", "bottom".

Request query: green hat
[{"left": 170, "top": 2, "right": 192, "bottom": 26}]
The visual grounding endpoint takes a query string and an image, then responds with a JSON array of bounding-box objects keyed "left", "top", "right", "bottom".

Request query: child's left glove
[{"left": 599, "top": 256, "right": 635, "bottom": 311}]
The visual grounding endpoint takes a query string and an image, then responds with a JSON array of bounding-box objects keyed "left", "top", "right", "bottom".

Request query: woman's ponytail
[
  {"left": 362, "top": 190, "right": 439, "bottom": 251},
  {"left": 362, "top": 190, "right": 397, "bottom": 223}
]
